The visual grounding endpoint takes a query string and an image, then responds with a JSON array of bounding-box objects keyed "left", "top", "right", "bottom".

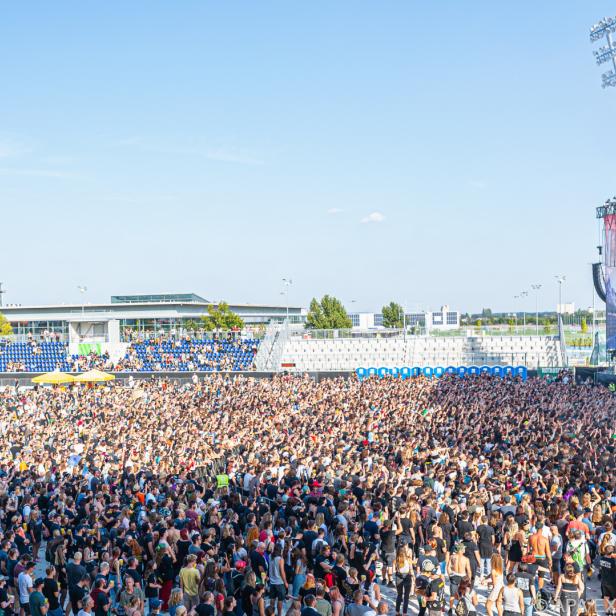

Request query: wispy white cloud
[
  {"left": 114, "top": 137, "right": 264, "bottom": 166},
  {"left": 205, "top": 147, "right": 264, "bottom": 166},
  {"left": 115, "top": 136, "right": 143, "bottom": 147},
  {"left": 0, "top": 141, "right": 31, "bottom": 159},
  {"left": 0, "top": 168, "right": 77, "bottom": 179},
  {"left": 327, "top": 208, "right": 343, "bottom": 215},
  {"left": 360, "top": 211, "right": 385, "bottom": 224}
]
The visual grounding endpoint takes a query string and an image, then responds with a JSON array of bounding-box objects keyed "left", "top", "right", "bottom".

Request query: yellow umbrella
[
  {"left": 32, "top": 372, "right": 75, "bottom": 384},
  {"left": 73, "top": 369, "right": 115, "bottom": 383}
]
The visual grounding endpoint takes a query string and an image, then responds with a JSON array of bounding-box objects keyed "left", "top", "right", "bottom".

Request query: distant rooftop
[{"left": 110, "top": 293, "right": 209, "bottom": 304}]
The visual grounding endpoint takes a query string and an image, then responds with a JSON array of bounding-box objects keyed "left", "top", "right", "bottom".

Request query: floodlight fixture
[
  {"left": 602, "top": 70, "right": 616, "bottom": 88},
  {"left": 590, "top": 15, "right": 616, "bottom": 87},
  {"left": 594, "top": 44, "right": 616, "bottom": 65},
  {"left": 590, "top": 16, "right": 616, "bottom": 42}
]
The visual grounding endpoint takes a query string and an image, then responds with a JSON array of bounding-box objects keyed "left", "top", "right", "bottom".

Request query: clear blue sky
[{"left": 1, "top": 1, "right": 615, "bottom": 314}]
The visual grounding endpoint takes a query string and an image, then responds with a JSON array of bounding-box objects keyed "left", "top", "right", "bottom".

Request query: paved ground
[{"left": 34, "top": 544, "right": 607, "bottom": 616}]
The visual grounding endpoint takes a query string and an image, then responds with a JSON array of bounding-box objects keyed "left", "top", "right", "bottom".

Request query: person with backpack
[
  {"left": 454, "top": 577, "right": 478, "bottom": 616},
  {"left": 566, "top": 531, "right": 590, "bottom": 579},
  {"left": 422, "top": 560, "right": 445, "bottom": 616}
]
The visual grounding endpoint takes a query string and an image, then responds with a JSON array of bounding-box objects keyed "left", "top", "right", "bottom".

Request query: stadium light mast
[
  {"left": 590, "top": 15, "right": 616, "bottom": 87},
  {"left": 0, "top": 282, "right": 5, "bottom": 307},
  {"left": 531, "top": 284, "right": 542, "bottom": 335},
  {"left": 520, "top": 291, "right": 529, "bottom": 333},
  {"left": 77, "top": 285, "right": 87, "bottom": 318},
  {"left": 282, "top": 278, "right": 292, "bottom": 328},
  {"left": 555, "top": 276, "right": 566, "bottom": 315}
]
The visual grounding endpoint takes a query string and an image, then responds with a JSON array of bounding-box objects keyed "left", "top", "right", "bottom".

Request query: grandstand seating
[
  {"left": 0, "top": 341, "right": 70, "bottom": 372},
  {"left": 278, "top": 335, "right": 563, "bottom": 371},
  {"left": 0, "top": 338, "right": 260, "bottom": 372},
  {"left": 126, "top": 338, "right": 259, "bottom": 372}
]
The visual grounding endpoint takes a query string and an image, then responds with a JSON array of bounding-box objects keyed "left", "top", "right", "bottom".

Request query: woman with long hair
[
  {"left": 290, "top": 549, "right": 307, "bottom": 599},
  {"left": 328, "top": 586, "right": 345, "bottom": 616},
  {"left": 485, "top": 553, "right": 504, "bottom": 616},
  {"left": 554, "top": 563, "right": 584, "bottom": 616},
  {"left": 250, "top": 585, "right": 266, "bottom": 616},
  {"left": 167, "top": 588, "right": 184, "bottom": 616},
  {"left": 394, "top": 544, "right": 415, "bottom": 616},
  {"left": 241, "top": 571, "right": 257, "bottom": 616},
  {"left": 298, "top": 573, "right": 316, "bottom": 601}
]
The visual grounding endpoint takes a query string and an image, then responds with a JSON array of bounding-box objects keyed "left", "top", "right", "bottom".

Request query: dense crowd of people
[{"left": 0, "top": 373, "right": 614, "bottom": 616}]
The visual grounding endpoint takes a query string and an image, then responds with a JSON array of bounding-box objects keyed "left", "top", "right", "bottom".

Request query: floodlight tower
[{"left": 590, "top": 15, "right": 616, "bottom": 88}]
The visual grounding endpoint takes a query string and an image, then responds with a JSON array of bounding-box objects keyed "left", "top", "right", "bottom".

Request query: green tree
[
  {"left": 381, "top": 301, "right": 405, "bottom": 328},
  {"left": 306, "top": 295, "right": 352, "bottom": 329},
  {"left": 475, "top": 319, "right": 482, "bottom": 328},
  {"left": 0, "top": 313, "right": 12, "bottom": 337},
  {"left": 185, "top": 319, "right": 200, "bottom": 332},
  {"left": 200, "top": 302, "right": 244, "bottom": 331},
  {"left": 580, "top": 318, "right": 588, "bottom": 333}
]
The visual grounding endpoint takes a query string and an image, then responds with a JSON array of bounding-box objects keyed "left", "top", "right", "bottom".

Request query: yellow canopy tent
[
  {"left": 73, "top": 369, "right": 115, "bottom": 383},
  {"left": 31, "top": 372, "right": 75, "bottom": 384}
]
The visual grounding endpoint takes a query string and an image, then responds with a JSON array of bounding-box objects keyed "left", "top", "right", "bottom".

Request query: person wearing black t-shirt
[
  {"left": 42, "top": 566, "right": 61, "bottom": 616},
  {"left": 462, "top": 533, "right": 481, "bottom": 585},
  {"left": 0, "top": 577, "right": 14, "bottom": 616},
  {"left": 514, "top": 563, "right": 535, "bottom": 616},
  {"left": 599, "top": 546, "right": 616, "bottom": 615},
  {"left": 477, "top": 517, "right": 495, "bottom": 580},
  {"left": 380, "top": 520, "right": 397, "bottom": 587},
  {"left": 314, "top": 545, "right": 334, "bottom": 581},
  {"left": 457, "top": 512, "right": 474, "bottom": 541}
]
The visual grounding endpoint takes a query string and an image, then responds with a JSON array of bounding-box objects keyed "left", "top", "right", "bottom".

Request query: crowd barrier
[{"left": 356, "top": 365, "right": 528, "bottom": 380}]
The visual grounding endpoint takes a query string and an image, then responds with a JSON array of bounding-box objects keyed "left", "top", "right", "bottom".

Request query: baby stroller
[{"left": 535, "top": 588, "right": 554, "bottom": 612}]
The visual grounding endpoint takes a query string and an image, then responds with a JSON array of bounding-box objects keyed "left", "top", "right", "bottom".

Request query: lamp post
[
  {"left": 77, "top": 285, "right": 87, "bottom": 317},
  {"left": 555, "top": 275, "right": 566, "bottom": 321},
  {"left": 531, "top": 284, "right": 542, "bottom": 335},
  {"left": 513, "top": 297, "right": 519, "bottom": 335},
  {"left": 282, "top": 278, "right": 292, "bottom": 328},
  {"left": 520, "top": 291, "right": 528, "bottom": 334},
  {"left": 77, "top": 285, "right": 87, "bottom": 342}
]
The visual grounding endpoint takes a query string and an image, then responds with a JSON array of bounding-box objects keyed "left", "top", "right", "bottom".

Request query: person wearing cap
[
  {"left": 29, "top": 578, "right": 48, "bottom": 616},
  {"left": 423, "top": 559, "right": 445, "bottom": 616},
  {"left": 179, "top": 554, "right": 201, "bottom": 611}
]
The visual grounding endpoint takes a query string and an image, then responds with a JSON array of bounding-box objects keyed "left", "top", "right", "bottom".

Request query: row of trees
[{"left": 306, "top": 297, "right": 406, "bottom": 329}]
